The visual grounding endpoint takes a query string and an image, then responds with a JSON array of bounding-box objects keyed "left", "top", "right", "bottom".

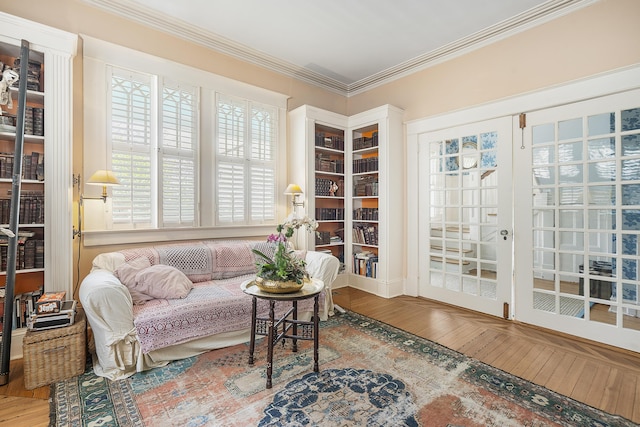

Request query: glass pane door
[
  {"left": 419, "top": 117, "right": 513, "bottom": 318},
  {"left": 514, "top": 89, "right": 640, "bottom": 352}
]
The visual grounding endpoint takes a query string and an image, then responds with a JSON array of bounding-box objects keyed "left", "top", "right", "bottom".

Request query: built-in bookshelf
[
  {"left": 289, "top": 106, "right": 348, "bottom": 285},
  {"left": 290, "top": 104, "right": 404, "bottom": 296},
  {"left": 0, "top": 42, "right": 46, "bottom": 322},
  {"left": 0, "top": 12, "right": 76, "bottom": 359},
  {"left": 351, "top": 123, "right": 379, "bottom": 280},
  {"left": 346, "top": 106, "right": 404, "bottom": 297},
  {"left": 314, "top": 124, "right": 345, "bottom": 266}
]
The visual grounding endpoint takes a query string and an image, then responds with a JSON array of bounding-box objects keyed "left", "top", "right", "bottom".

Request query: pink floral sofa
[{"left": 79, "top": 240, "right": 340, "bottom": 380}]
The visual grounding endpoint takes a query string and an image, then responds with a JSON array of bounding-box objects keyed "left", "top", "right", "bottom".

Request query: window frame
[{"left": 82, "top": 36, "right": 288, "bottom": 246}]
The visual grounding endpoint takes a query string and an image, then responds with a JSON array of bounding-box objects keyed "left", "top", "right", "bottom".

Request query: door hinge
[{"left": 519, "top": 113, "right": 526, "bottom": 129}]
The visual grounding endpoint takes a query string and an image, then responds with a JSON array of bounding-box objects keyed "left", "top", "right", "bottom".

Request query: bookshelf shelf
[
  {"left": 316, "top": 242, "right": 344, "bottom": 248},
  {"left": 0, "top": 132, "right": 45, "bottom": 144},
  {"left": 0, "top": 268, "right": 45, "bottom": 276}
]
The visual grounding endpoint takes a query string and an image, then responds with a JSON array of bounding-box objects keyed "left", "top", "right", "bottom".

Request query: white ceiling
[{"left": 82, "top": 0, "right": 592, "bottom": 96}]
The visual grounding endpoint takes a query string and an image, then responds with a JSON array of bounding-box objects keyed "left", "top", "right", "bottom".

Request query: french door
[
  {"left": 418, "top": 117, "right": 513, "bottom": 318},
  {"left": 514, "top": 89, "right": 640, "bottom": 352}
]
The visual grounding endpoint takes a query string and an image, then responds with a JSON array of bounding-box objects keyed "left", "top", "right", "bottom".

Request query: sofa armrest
[
  {"left": 79, "top": 269, "right": 141, "bottom": 379},
  {"left": 305, "top": 251, "right": 340, "bottom": 317}
]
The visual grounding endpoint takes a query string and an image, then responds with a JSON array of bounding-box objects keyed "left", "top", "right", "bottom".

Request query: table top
[{"left": 241, "top": 278, "right": 324, "bottom": 301}]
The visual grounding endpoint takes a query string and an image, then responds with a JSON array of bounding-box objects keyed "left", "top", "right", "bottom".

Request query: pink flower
[{"left": 267, "top": 233, "right": 286, "bottom": 243}]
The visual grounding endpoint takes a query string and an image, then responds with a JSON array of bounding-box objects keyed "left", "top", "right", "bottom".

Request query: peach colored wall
[
  {"left": 1, "top": 0, "right": 638, "bottom": 292},
  {"left": 348, "top": 0, "right": 640, "bottom": 120}
]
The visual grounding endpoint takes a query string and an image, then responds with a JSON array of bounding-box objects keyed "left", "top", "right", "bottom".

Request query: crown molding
[{"left": 81, "top": 0, "right": 596, "bottom": 97}]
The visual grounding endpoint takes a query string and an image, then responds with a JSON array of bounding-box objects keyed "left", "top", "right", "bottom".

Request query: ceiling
[{"left": 82, "top": 0, "right": 592, "bottom": 96}]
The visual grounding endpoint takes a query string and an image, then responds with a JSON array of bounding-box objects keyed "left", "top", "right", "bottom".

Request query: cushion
[
  {"left": 113, "top": 256, "right": 154, "bottom": 305},
  {"left": 156, "top": 244, "right": 213, "bottom": 283},
  {"left": 134, "top": 265, "right": 194, "bottom": 300},
  {"left": 211, "top": 243, "right": 257, "bottom": 279}
]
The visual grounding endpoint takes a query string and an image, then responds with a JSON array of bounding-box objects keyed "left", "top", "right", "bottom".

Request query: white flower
[{"left": 281, "top": 213, "right": 318, "bottom": 235}]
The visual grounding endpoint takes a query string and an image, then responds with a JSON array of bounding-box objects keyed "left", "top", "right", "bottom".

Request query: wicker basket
[{"left": 23, "top": 309, "right": 86, "bottom": 390}]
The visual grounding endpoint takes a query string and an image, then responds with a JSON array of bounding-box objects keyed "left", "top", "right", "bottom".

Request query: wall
[
  {"left": 348, "top": 0, "right": 640, "bottom": 121},
  {"left": 1, "top": 0, "right": 638, "bottom": 295}
]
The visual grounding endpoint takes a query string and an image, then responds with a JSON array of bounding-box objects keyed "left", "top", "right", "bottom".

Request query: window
[
  {"left": 83, "top": 37, "right": 287, "bottom": 245},
  {"left": 107, "top": 67, "right": 197, "bottom": 229},
  {"left": 216, "top": 94, "right": 276, "bottom": 225}
]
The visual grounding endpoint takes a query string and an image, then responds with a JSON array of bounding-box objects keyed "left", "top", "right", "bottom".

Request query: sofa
[{"left": 79, "top": 240, "right": 340, "bottom": 380}]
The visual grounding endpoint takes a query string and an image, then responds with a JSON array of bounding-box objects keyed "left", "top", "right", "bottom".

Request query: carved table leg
[
  {"left": 292, "top": 300, "right": 298, "bottom": 353},
  {"left": 266, "top": 300, "right": 275, "bottom": 389},
  {"left": 313, "top": 294, "right": 319, "bottom": 373},
  {"left": 248, "top": 296, "right": 257, "bottom": 365}
]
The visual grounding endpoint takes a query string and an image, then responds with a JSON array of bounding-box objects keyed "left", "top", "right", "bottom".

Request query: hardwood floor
[
  {"left": 2, "top": 286, "right": 640, "bottom": 425},
  {"left": 0, "top": 359, "right": 49, "bottom": 427}
]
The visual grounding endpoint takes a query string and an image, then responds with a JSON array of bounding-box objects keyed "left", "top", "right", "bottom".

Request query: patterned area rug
[{"left": 51, "top": 311, "right": 635, "bottom": 426}]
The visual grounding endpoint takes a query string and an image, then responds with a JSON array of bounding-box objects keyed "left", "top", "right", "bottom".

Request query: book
[{"left": 35, "top": 291, "right": 66, "bottom": 314}]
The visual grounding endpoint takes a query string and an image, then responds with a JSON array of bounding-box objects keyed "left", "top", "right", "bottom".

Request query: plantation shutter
[
  {"left": 160, "top": 82, "right": 198, "bottom": 226},
  {"left": 250, "top": 105, "right": 276, "bottom": 223},
  {"left": 216, "top": 94, "right": 276, "bottom": 225},
  {"left": 109, "top": 67, "right": 154, "bottom": 228}
]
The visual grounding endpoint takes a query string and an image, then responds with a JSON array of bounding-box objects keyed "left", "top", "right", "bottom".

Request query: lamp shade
[
  {"left": 284, "top": 183, "right": 303, "bottom": 195},
  {"left": 86, "top": 169, "right": 120, "bottom": 186}
]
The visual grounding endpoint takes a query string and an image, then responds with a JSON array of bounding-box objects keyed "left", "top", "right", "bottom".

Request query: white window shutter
[
  {"left": 217, "top": 161, "right": 245, "bottom": 223},
  {"left": 215, "top": 94, "right": 277, "bottom": 225},
  {"left": 109, "top": 69, "right": 154, "bottom": 227},
  {"left": 160, "top": 83, "right": 198, "bottom": 226}
]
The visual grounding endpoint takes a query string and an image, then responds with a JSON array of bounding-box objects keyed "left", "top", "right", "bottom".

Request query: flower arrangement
[{"left": 252, "top": 214, "right": 318, "bottom": 285}]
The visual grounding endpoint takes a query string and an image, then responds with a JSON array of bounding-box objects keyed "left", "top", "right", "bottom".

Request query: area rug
[{"left": 50, "top": 311, "right": 635, "bottom": 426}]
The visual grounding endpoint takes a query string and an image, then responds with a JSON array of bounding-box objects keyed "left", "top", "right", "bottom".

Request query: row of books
[
  {"left": 353, "top": 132, "right": 378, "bottom": 151},
  {"left": 315, "top": 207, "right": 344, "bottom": 221},
  {"left": 353, "top": 252, "right": 378, "bottom": 278},
  {"left": 0, "top": 285, "right": 44, "bottom": 334},
  {"left": 315, "top": 133, "right": 345, "bottom": 151},
  {"left": 353, "top": 157, "right": 378, "bottom": 174},
  {"left": 0, "top": 193, "right": 45, "bottom": 224},
  {"left": 316, "top": 231, "right": 344, "bottom": 246},
  {"left": 353, "top": 177, "right": 379, "bottom": 196},
  {"left": 0, "top": 152, "right": 44, "bottom": 180},
  {"left": 11, "top": 58, "right": 42, "bottom": 92},
  {"left": 353, "top": 224, "right": 378, "bottom": 246},
  {"left": 0, "top": 237, "right": 45, "bottom": 270},
  {"left": 0, "top": 290, "right": 75, "bottom": 334},
  {"left": 353, "top": 208, "right": 379, "bottom": 221},
  {"left": 315, "top": 177, "right": 343, "bottom": 197},
  {"left": 24, "top": 106, "right": 45, "bottom": 136},
  {"left": 315, "top": 154, "right": 344, "bottom": 174}
]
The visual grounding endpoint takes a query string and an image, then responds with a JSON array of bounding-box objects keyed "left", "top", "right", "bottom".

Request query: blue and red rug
[{"left": 51, "top": 311, "right": 635, "bottom": 426}]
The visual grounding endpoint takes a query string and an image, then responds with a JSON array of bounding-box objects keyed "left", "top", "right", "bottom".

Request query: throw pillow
[
  {"left": 113, "top": 256, "right": 154, "bottom": 305},
  {"left": 211, "top": 243, "right": 257, "bottom": 279},
  {"left": 134, "top": 264, "right": 194, "bottom": 299}
]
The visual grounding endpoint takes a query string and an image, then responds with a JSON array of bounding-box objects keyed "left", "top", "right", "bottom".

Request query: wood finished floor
[{"left": 2, "top": 286, "right": 640, "bottom": 425}]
